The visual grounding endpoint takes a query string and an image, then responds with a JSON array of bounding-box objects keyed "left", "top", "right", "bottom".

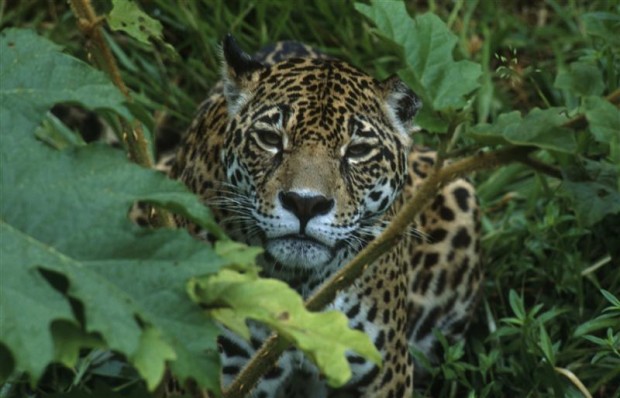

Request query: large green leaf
[
  {"left": 355, "top": 1, "right": 481, "bottom": 112},
  {"left": 554, "top": 62, "right": 605, "bottom": 97},
  {"left": 583, "top": 96, "right": 620, "bottom": 144},
  {"left": 0, "top": 29, "right": 131, "bottom": 123},
  {"left": 469, "top": 108, "right": 576, "bottom": 153},
  {"left": 581, "top": 12, "right": 620, "bottom": 47},
  {"left": 0, "top": 28, "right": 227, "bottom": 392},
  {"left": 561, "top": 160, "right": 620, "bottom": 227},
  {"left": 188, "top": 269, "right": 382, "bottom": 388}
]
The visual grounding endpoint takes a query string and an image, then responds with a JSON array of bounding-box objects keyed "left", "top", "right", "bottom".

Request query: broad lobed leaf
[
  {"left": 561, "top": 159, "right": 620, "bottom": 227},
  {"left": 0, "top": 29, "right": 131, "bottom": 123},
  {"left": 355, "top": 1, "right": 481, "bottom": 113},
  {"left": 583, "top": 96, "right": 620, "bottom": 145},
  {"left": 469, "top": 108, "right": 576, "bottom": 153},
  {"left": 0, "top": 28, "right": 229, "bottom": 392},
  {"left": 554, "top": 61, "right": 605, "bottom": 97},
  {"left": 188, "top": 269, "right": 382, "bottom": 388}
]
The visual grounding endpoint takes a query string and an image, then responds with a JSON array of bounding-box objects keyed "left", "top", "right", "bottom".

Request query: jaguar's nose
[{"left": 279, "top": 191, "right": 334, "bottom": 233}]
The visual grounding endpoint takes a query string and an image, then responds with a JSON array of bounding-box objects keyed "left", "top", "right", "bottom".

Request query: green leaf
[
  {"left": 468, "top": 111, "right": 520, "bottom": 145},
  {"left": 582, "top": 334, "right": 608, "bottom": 346},
  {"left": 107, "top": 0, "right": 178, "bottom": 57},
  {"left": 562, "top": 160, "right": 620, "bottom": 226},
  {"left": 36, "top": 111, "right": 87, "bottom": 150},
  {"left": 601, "top": 289, "right": 620, "bottom": 308},
  {"left": 538, "top": 325, "right": 555, "bottom": 365},
  {"left": 0, "top": 28, "right": 228, "bottom": 392},
  {"left": 583, "top": 96, "right": 620, "bottom": 144},
  {"left": 508, "top": 290, "right": 525, "bottom": 321},
  {"left": 108, "top": 0, "right": 165, "bottom": 46},
  {"left": 133, "top": 329, "right": 177, "bottom": 391},
  {"left": 214, "top": 240, "right": 264, "bottom": 273},
  {"left": 554, "top": 62, "right": 605, "bottom": 97},
  {"left": 470, "top": 108, "right": 576, "bottom": 153},
  {"left": 0, "top": 29, "right": 131, "bottom": 123},
  {"left": 355, "top": 1, "right": 481, "bottom": 111},
  {"left": 574, "top": 314, "right": 619, "bottom": 337},
  {"left": 581, "top": 12, "right": 620, "bottom": 47},
  {"left": 51, "top": 321, "right": 104, "bottom": 369},
  {"left": 414, "top": 106, "right": 449, "bottom": 133},
  {"left": 189, "top": 269, "right": 382, "bottom": 388},
  {"left": 0, "top": 228, "right": 76, "bottom": 381}
]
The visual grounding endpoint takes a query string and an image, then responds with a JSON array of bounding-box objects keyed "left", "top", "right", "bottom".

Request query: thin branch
[
  {"left": 554, "top": 367, "right": 593, "bottom": 398},
  {"left": 222, "top": 88, "right": 620, "bottom": 398},
  {"left": 308, "top": 146, "right": 533, "bottom": 309},
  {"left": 69, "top": 0, "right": 149, "bottom": 165},
  {"left": 519, "top": 156, "right": 563, "bottom": 179},
  {"left": 69, "top": 0, "right": 175, "bottom": 228}
]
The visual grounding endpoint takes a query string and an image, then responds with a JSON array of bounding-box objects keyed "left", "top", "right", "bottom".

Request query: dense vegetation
[{"left": 1, "top": 1, "right": 618, "bottom": 397}]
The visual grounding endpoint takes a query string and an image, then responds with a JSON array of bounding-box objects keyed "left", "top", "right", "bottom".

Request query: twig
[
  {"left": 519, "top": 156, "right": 563, "bottom": 179},
  {"left": 222, "top": 88, "right": 620, "bottom": 398},
  {"left": 69, "top": 0, "right": 149, "bottom": 164},
  {"left": 69, "top": 0, "right": 175, "bottom": 228}
]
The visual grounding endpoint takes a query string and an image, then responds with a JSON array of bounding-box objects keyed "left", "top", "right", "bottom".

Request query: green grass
[{"left": 2, "top": 0, "right": 618, "bottom": 397}]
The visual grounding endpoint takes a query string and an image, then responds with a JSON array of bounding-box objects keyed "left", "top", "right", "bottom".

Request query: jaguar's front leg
[
  {"left": 218, "top": 327, "right": 294, "bottom": 398},
  {"left": 331, "top": 280, "right": 414, "bottom": 398}
]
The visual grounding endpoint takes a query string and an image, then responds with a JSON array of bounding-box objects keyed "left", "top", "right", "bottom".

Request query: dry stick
[
  {"left": 69, "top": 0, "right": 175, "bottom": 228},
  {"left": 223, "top": 88, "right": 620, "bottom": 398}
]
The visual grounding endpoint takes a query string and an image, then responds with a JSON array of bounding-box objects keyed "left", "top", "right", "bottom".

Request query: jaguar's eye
[
  {"left": 254, "top": 130, "right": 282, "bottom": 149},
  {"left": 346, "top": 142, "right": 374, "bottom": 159}
]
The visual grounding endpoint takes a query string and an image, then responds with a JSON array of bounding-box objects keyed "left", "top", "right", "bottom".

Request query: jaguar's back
[{"left": 171, "top": 36, "right": 482, "bottom": 397}]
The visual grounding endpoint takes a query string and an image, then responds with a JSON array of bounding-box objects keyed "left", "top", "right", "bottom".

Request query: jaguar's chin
[{"left": 265, "top": 235, "right": 334, "bottom": 269}]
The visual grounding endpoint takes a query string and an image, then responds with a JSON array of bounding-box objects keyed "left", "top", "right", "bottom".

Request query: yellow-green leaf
[
  {"left": 189, "top": 269, "right": 382, "bottom": 387},
  {"left": 108, "top": 0, "right": 164, "bottom": 45},
  {"left": 133, "top": 328, "right": 177, "bottom": 391}
]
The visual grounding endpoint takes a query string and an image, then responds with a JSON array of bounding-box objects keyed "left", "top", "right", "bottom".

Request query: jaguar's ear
[
  {"left": 222, "top": 34, "right": 265, "bottom": 115},
  {"left": 381, "top": 75, "right": 422, "bottom": 137}
]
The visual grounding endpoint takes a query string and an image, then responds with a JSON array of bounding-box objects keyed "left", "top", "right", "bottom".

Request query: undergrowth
[{"left": 1, "top": 1, "right": 618, "bottom": 397}]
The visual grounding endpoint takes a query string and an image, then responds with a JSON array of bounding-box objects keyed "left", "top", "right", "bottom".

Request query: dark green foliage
[{"left": 1, "top": 1, "right": 618, "bottom": 397}]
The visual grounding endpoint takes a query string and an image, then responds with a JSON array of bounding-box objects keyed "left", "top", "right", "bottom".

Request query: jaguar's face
[{"left": 220, "top": 37, "right": 421, "bottom": 269}]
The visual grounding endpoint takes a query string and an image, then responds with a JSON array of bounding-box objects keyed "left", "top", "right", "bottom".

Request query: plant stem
[
  {"left": 69, "top": 0, "right": 175, "bottom": 228},
  {"left": 519, "top": 156, "right": 563, "bottom": 179},
  {"left": 69, "top": 0, "right": 149, "bottom": 165}
]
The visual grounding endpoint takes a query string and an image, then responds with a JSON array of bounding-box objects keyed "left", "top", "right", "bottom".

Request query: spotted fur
[{"left": 171, "top": 36, "right": 482, "bottom": 397}]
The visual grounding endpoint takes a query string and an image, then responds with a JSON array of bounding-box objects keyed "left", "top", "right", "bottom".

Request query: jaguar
[{"left": 170, "top": 36, "right": 483, "bottom": 398}]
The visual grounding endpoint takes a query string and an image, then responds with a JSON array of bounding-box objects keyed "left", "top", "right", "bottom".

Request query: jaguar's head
[{"left": 220, "top": 35, "right": 421, "bottom": 270}]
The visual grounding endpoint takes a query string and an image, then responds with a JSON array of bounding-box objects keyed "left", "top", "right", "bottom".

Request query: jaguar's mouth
[{"left": 265, "top": 234, "right": 334, "bottom": 268}]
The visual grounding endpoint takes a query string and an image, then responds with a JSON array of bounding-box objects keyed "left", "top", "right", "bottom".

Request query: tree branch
[
  {"left": 519, "top": 156, "right": 563, "bottom": 179},
  {"left": 69, "top": 0, "right": 175, "bottom": 228}
]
